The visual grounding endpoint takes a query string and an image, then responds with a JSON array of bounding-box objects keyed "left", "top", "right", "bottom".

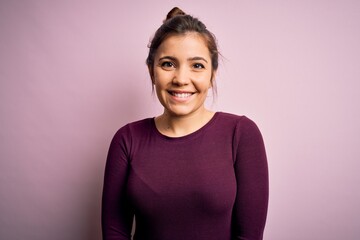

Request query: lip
[
  {"left": 167, "top": 89, "right": 195, "bottom": 94},
  {"left": 167, "top": 90, "right": 195, "bottom": 102}
]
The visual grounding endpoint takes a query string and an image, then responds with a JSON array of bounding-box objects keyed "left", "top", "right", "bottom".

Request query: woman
[{"left": 102, "top": 7, "right": 268, "bottom": 240}]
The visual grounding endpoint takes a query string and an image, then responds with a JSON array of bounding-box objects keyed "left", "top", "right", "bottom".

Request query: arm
[
  {"left": 102, "top": 127, "right": 134, "bottom": 240},
  {"left": 232, "top": 117, "right": 269, "bottom": 240}
]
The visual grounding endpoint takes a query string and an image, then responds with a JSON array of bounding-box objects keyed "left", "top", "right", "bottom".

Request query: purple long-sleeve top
[{"left": 102, "top": 112, "right": 269, "bottom": 240}]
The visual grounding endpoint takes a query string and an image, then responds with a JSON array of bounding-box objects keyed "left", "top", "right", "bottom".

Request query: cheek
[
  {"left": 154, "top": 77, "right": 168, "bottom": 97},
  {"left": 154, "top": 69, "right": 171, "bottom": 83},
  {"left": 197, "top": 75, "right": 213, "bottom": 91},
  {"left": 194, "top": 82, "right": 211, "bottom": 94}
]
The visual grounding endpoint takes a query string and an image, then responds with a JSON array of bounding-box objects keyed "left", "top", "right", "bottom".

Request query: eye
[
  {"left": 193, "top": 63, "right": 205, "bottom": 69},
  {"left": 161, "top": 61, "right": 175, "bottom": 68}
]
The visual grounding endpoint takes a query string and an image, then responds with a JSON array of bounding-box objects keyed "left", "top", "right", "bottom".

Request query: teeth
[{"left": 172, "top": 92, "right": 192, "bottom": 98}]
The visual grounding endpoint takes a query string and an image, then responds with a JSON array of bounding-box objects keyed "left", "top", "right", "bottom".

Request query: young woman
[{"left": 102, "top": 7, "right": 269, "bottom": 240}]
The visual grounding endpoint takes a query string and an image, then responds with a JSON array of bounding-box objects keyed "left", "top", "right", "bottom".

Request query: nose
[{"left": 172, "top": 67, "right": 190, "bottom": 86}]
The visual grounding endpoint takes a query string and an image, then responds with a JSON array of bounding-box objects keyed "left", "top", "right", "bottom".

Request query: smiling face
[{"left": 152, "top": 32, "right": 214, "bottom": 117}]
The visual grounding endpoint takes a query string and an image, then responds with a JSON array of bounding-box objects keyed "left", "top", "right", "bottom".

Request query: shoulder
[
  {"left": 216, "top": 112, "right": 259, "bottom": 130},
  {"left": 218, "top": 113, "right": 267, "bottom": 165},
  {"left": 107, "top": 118, "right": 154, "bottom": 157},
  {"left": 216, "top": 112, "right": 263, "bottom": 142},
  {"left": 112, "top": 118, "right": 154, "bottom": 142}
]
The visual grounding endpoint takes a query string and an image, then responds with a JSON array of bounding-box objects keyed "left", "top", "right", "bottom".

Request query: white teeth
[{"left": 172, "top": 92, "right": 192, "bottom": 98}]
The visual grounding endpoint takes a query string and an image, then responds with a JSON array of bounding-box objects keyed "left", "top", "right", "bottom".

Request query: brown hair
[{"left": 146, "top": 7, "right": 219, "bottom": 88}]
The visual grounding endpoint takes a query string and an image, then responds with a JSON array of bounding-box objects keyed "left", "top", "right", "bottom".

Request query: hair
[{"left": 146, "top": 7, "right": 219, "bottom": 91}]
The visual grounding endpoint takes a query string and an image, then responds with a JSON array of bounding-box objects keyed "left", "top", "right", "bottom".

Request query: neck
[{"left": 155, "top": 108, "right": 215, "bottom": 137}]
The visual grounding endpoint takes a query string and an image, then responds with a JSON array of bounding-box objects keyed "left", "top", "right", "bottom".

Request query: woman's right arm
[{"left": 102, "top": 128, "right": 134, "bottom": 240}]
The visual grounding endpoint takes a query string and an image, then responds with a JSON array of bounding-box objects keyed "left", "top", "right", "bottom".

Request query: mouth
[{"left": 167, "top": 91, "right": 194, "bottom": 98}]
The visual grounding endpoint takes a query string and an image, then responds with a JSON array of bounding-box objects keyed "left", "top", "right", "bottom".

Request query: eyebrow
[
  {"left": 159, "top": 56, "right": 208, "bottom": 63},
  {"left": 189, "top": 56, "right": 208, "bottom": 63}
]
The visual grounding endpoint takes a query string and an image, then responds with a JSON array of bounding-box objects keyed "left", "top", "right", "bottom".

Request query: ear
[
  {"left": 148, "top": 65, "right": 155, "bottom": 85},
  {"left": 210, "top": 70, "right": 217, "bottom": 88}
]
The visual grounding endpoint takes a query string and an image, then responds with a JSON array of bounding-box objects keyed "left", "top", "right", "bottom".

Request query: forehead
[{"left": 155, "top": 33, "right": 211, "bottom": 59}]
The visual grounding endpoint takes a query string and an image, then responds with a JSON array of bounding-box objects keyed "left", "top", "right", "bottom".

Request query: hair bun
[{"left": 164, "top": 7, "right": 186, "bottom": 22}]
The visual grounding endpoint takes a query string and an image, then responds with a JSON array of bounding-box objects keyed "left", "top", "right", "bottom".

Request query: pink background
[{"left": 1, "top": 1, "right": 360, "bottom": 239}]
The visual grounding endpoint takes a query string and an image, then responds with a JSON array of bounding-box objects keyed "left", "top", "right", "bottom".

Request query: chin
[
  {"left": 165, "top": 106, "right": 203, "bottom": 117},
  {"left": 166, "top": 110, "right": 191, "bottom": 117}
]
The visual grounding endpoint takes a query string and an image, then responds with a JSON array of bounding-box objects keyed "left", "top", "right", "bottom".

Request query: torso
[{"left": 124, "top": 112, "right": 244, "bottom": 240}]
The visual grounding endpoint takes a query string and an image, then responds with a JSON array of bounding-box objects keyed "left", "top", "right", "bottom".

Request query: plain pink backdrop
[{"left": 1, "top": 1, "right": 359, "bottom": 239}]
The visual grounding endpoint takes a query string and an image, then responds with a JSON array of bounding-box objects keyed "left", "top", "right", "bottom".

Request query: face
[{"left": 152, "top": 33, "right": 214, "bottom": 117}]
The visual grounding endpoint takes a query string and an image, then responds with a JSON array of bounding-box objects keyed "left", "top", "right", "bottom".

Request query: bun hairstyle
[
  {"left": 146, "top": 7, "right": 219, "bottom": 88},
  {"left": 164, "top": 7, "right": 185, "bottom": 22}
]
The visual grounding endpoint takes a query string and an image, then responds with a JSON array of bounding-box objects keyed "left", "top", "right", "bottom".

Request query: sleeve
[
  {"left": 232, "top": 117, "right": 269, "bottom": 240},
  {"left": 102, "top": 127, "right": 134, "bottom": 240}
]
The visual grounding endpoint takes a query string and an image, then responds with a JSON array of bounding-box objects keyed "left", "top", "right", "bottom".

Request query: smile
[{"left": 168, "top": 91, "right": 194, "bottom": 98}]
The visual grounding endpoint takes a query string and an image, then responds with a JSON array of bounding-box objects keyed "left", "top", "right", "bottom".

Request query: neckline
[{"left": 151, "top": 112, "right": 220, "bottom": 141}]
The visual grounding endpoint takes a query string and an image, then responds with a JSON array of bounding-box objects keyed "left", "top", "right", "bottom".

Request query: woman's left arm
[{"left": 232, "top": 117, "right": 269, "bottom": 240}]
